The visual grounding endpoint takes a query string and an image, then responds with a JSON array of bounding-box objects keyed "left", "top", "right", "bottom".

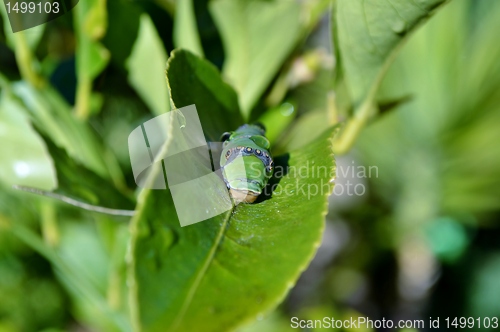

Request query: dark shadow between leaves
[{"left": 255, "top": 153, "right": 290, "bottom": 204}]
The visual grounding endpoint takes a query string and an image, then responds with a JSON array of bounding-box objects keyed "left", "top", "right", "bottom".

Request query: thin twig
[{"left": 12, "top": 185, "right": 136, "bottom": 217}]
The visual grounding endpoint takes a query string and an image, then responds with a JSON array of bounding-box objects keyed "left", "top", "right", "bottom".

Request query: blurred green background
[{"left": 1, "top": 0, "right": 500, "bottom": 331}]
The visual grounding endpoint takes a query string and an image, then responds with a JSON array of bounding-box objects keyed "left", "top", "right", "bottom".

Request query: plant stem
[
  {"left": 75, "top": 76, "right": 91, "bottom": 120},
  {"left": 14, "top": 31, "right": 44, "bottom": 87},
  {"left": 327, "top": 91, "right": 339, "bottom": 125},
  {"left": 332, "top": 99, "right": 374, "bottom": 155},
  {"left": 40, "top": 201, "right": 59, "bottom": 247}
]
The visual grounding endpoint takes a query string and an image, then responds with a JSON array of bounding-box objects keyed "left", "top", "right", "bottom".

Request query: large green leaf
[
  {"left": 0, "top": 6, "right": 45, "bottom": 87},
  {"left": 334, "top": 0, "right": 450, "bottom": 108},
  {"left": 6, "top": 217, "right": 131, "bottom": 332},
  {"left": 127, "top": 14, "right": 171, "bottom": 116},
  {"left": 102, "top": 0, "right": 142, "bottom": 69},
  {"left": 129, "top": 130, "right": 336, "bottom": 332},
  {"left": 128, "top": 50, "right": 337, "bottom": 332},
  {"left": 173, "top": 0, "right": 204, "bottom": 57},
  {"left": 166, "top": 49, "right": 243, "bottom": 141},
  {"left": 41, "top": 138, "right": 135, "bottom": 211},
  {"left": 358, "top": 0, "right": 500, "bottom": 216},
  {"left": 56, "top": 220, "right": 131, "bottom": 332},
  {"left": 11, "top": 82, "right": 109, "bottom": 178},
  {"left": 0, "top": 92, "right": 56, "bottom": 190},
  {"left": 209, "top": 0, "right": 302, "bottom": 119}
]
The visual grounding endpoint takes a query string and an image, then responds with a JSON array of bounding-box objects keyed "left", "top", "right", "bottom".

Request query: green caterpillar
[{"left": 220, "top": 124, "right": 274, "bottom": 204}]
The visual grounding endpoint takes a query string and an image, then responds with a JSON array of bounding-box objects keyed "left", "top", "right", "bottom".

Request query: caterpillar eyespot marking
[{"left": 220, "top": 124, "right": 274, "bottom": 204}]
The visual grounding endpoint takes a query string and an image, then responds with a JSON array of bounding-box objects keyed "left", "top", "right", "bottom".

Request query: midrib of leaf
[
  {"left": 333, "top": 0, "right": 451, "bottom": 153},
  {"left": 360, "top": 1, "right": 382, "bottom": 56},
  {"left": 165, "top": 131, "right": 336, "bottom": 332},
  {"left": 129, "top": 143, "right": 234, "bottom": 331},
  {"left": 386, "top": 0, "right": 408, "bottom": 25},
  {"left": 130, "top": 124, "right": 338, "bottom": 331},
  {"left": 215, "top": 129, "right": 337, "bottom": 332},
  {"left": 169, "top": 209, "right": 233, "bottom": 331},
  {"left": 408, "top": 0, "right": 426, "bottom": 12},
  {"left": 133, "top": 183, "right": 231, "bottom": 329},
  {"left": 164, "top": 73, "right": 236, "bottom": 327}
]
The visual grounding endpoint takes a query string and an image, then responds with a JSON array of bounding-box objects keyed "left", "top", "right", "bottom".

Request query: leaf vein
[
  {"left": 385, "top": 0, "right": 409, "bottom": 27},
  {"left": 170, "top": 211, "right": 233, "bottom": 330},
  {"left": 361, "top": 0, "right": 383, "bottom": 56}
]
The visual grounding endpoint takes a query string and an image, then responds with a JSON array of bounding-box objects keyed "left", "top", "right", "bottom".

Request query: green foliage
[
  {"left": 359, "top": 0, "right": 500, "bottom": 218},
  {"left": 2, "top": 0, "right": 500, "bottom": 331},
  {"left": 73, "top": 0, "right": 109, "bottom": 118},
  {"left": 127, "top": 15, "right": 170, "bottom": 116},
  {"left": 332, "top": 0, "right": 450, "bottom": 152},
  {"left": 352, "top": 0, "right": 500, "bottom": 321},
  {"left": 0, "top": 91, "right": 56, "bottom": 190},
  {"left": 129, "top": 129, "right": 335, "bottom": 331},
  {"left": 166, "top": 50, "right": 243, "bottom": 141},
  {"left": 210, "top": 0, "right": 302, "bottom": 118},
  {"left": 129, "top": 50, "right": 337, "bottom": 332},
  {"left": 11, "top": 83, "right": 110, "bottom": 177},
  {"left": 334, "top": 0, "right": 449, "bottom": 107},
  {"left": 173, "top": 0, "right": 204, "bottom": 57}
]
